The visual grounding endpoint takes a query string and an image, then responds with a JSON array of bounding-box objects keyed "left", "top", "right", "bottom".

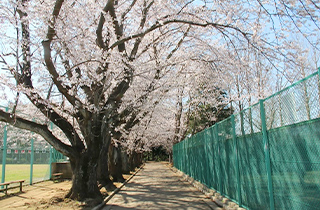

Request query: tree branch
[
  {"left": 110, "top": 19, "right": 250, "bottom": 50},
  {"left": 167, "top": 25, "right": 191, "bottom": 60},
  {"left": 129, "top": 0, "right": 154, "bottom": 60},
  {"left": 42, "top": 0, "right": 79, "bottom": 107},
  {"left": 105, "top": 0, "right": 125, "bottom": 52},
  {"left": 121, "top": 0, "right": 138, "bottom": 22},
  {"left": 96, "top": 12, "right": 109, "bottom": 50},
  {"left": 16, "top": 0, "right": 32, "bottom": 88},
  {"left": 0, "top": 109, "right": 77, "bottom": 158},
  {"left": 24, "top": 90, "right": 85, "bottom": 152}
]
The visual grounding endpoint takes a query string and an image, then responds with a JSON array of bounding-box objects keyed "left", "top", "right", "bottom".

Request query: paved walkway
[{"left": 104, "top": 162, "right": 221, "bottom": 210}]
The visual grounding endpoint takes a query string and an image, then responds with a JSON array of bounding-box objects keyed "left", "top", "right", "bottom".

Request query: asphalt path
[{"left": 104, "top": 162, "right": 221, "bottom": 210}]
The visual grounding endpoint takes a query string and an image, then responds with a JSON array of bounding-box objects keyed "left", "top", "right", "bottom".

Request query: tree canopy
[{"left": 0, "top": 0, "right": 319, "bottom": 203}]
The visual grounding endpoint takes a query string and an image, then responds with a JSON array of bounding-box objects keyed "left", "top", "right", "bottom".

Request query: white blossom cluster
[{"left": 0, "top": 0, "right": 319, "bottom": 153}]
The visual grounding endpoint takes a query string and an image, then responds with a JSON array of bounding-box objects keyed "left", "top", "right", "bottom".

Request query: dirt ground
[
  {"left": 0, "top": 180, "right": 74, "bottom": 209},
  {"left": 0, "top": 175, "right": 130, "bottom": 209}
]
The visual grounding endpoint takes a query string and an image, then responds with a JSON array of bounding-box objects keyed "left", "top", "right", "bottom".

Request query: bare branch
[
  {"left": 177, "top": 0, "right": 195, "bottom": 15},
  {"left": 121, "top": 0, "right": 138, "bottom": 22},
  {"left": 110, "top": 19, "right": 251, "bottom": 50},
  {"left": 167, "top": 25, "right": 191, "bottom": 60},
  {"left": 11, "top": 92, "right": 20, "bottom": 115},
  {"left": 309, "top": 0, "right": 320, "bottom": 10}
]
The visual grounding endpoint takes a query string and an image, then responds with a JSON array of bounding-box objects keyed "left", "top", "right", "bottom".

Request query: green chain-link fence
[
  {"left": 0, "top": 106, "right": 67, "bottom": 185},
  {"left": 173, "top": 69, "right": 320, "bottom": 210}
]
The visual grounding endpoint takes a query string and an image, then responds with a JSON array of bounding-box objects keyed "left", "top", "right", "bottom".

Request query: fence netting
[
  {"left": 0, "top": 108, "right": 67, "bottom": 184},
  {"left": 173, "top": 70, "right": 320, "bottom": 210}
]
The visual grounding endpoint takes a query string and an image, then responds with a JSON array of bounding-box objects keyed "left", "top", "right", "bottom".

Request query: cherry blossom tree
[{"left": 0, "top": 0, "right": 319, "bottom": 203}]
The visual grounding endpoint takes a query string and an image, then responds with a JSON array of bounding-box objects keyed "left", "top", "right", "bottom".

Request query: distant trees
[{"left": 186, "top": 87, "right": 233, "bottom": 135}]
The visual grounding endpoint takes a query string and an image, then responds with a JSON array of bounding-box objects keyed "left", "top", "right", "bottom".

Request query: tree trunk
[
  {"left": 128, "top": 153, "right": 135, "bottom": 171},
  {"left": 96, "top": 120, "right": 114, "bottom": 189},
  {"left": 97, "top": 143, "right": 114, "bottom": 189},
  {"left": 138, "top": 153, "right": 143, "bottom": 165},
  {"left": 168, "top": 152, "right": 173, "bottom": 163},
  {"left": 109, "top": 144, "right": 125, "bottom": 182},
  {"left": 66, "top": 150, "right": 102, "bottom": 204},
  {"left": 121, "top": 151, "right": 130, "bottom": 174},
  {"left": 131, "top": 152, "right": 142, "bottom": 170}
]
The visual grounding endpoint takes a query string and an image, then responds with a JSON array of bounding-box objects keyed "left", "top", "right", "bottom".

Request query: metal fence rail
[{"left": 173, "top": 69, "right": 320, "bottom": 210}]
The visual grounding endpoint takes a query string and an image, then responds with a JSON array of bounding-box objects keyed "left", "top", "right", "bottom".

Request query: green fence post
[
  {"left": 1, "top": 107, "right": 9, "bottom": 186},
  {"left": 231, "top": 115, "right": 241, "bottom": 206},
  {"left": 318, "top": 66, "right": 320, "bottom": 85},
  {"left": 49, "top": 146, "right": 53, "bottom": 180},
  {"left": 259, "top": 100, "right": 275, "bottom": 210},
  {"left": 30, "top": 135, "right": 34, "bottom": 185},
  {"left": 214, "top": 124, "right": 222, "bottom": 193},
  {"left": 49, "top": 122, "right": 54, "bottom": 180}
]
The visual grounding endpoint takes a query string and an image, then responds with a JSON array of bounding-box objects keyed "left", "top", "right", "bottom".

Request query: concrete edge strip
[
  {"left": 92, "top": 163, "right": 145, "bottom": 210},
  {"left": 164, "top": 163, "right": 225, "bottom": 209},
  {"left": 169, "top": 165, "right": 246, "bottom": 210},
  {"left": 161, "top": 162, "right": 218, "bottom": 210}
]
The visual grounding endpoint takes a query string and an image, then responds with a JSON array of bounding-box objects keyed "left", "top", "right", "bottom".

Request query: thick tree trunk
[
  {"left": 108, "top": 144, "right": 125, "bottom": 182},
  {"left": 128, "top": 151, "right": 143, "bottom": 171},
  {"left": 66, "top": 150, "right": 102, "bottom": 204},
  {"left": 128, "top": 153, "right": 135, "bottom": 171},
  {"left": 121, "top": 151, "right": 130, "bottom": 174},
  {"left": 97, "top": 143, "right": 114, "bottom": 189},
  {"left": 137, "top": 153, "right": 143, "bottom": 166},
  {"left": 96, "top": 119, "right": 115, "bottom": 189}
]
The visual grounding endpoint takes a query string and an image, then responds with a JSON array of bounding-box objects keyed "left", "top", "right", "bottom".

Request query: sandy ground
[
  {"left": 104, "top": 162, "right": 221, "bottom": 210},
  {"left": 0, "top": 178, "right": 126, "bottom": 209},
  {"left": 0, "top": 180, "right": 74, "bottom": 209}
]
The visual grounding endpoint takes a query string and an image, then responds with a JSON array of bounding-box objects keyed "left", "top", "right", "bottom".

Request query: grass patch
[{"left": 0, "top": 164, "right": 50, "bottom": 182}]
